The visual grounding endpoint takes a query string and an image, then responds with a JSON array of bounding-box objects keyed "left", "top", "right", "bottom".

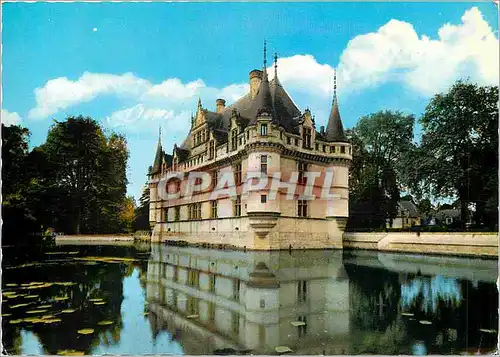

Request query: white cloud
[
  {"left": 268, "top": 54, "right": 335, "bottom": 96},
  {"left": 28, "top": 72, "right": 150, "bottom": 119},
  {"left": 1, "top": 109, "right": 22, "bottom": 126},
  {"left": 339, "top": 6, "right": 499, "bottom": 95}
]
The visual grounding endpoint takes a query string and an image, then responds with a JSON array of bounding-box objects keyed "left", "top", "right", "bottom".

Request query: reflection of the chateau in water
[
  {"left": 145, "top": 246, "right": 350, "bottom": 354},
  {"left": 144, "top": 246, "right": 498, "bottom": 355}
]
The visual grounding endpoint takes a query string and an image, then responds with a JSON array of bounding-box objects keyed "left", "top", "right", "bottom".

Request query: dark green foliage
[
  {"left": 408, "top": 81, "right": 499, "bottom": 230},
  {"left": 1, "top": 116, "right": 130, "bottom": 241},
  {"left": 346, "top": 111, "right": 415, "bottom": 230},
  {"left": 133, "top": 185, "right": 150, "bottom": 232}
]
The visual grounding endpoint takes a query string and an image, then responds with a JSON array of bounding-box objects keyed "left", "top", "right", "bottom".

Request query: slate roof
[
  {"left": 397, "top": 200, "right": 420, "bottom": 218},
  {"left": 325, "top": 96, "right": 347, "bottom": 142},
  {"left": 156, "top": 64, "right": 347, "bottom": 166}
]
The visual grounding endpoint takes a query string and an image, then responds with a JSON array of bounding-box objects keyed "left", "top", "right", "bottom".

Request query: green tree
[
  {"left": 40, "top": 116, "right": 129, "bottom": 234},
  {"left": 133, "top": 184, "right": 151, "bottom": 231},
  {"left": 347, "top": 111, "right": 415, "bottom": 230},
  {"left": 1, "top": 124, "right": 40, "bottom": 241},
  {"left": 411, "top": 81, "right": 498, "bottom": 229},
  {"left": 120, "top": 196, "right": 136, "bottom": 233}
]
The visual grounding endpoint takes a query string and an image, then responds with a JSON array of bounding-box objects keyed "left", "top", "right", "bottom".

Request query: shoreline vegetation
[{"left": 2, "top": 81, "right": 498, "bottom": 246}]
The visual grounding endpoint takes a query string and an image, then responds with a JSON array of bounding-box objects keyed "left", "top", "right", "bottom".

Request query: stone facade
[{"left": 148, "top": 51, "right": 351, "bottom": 250}]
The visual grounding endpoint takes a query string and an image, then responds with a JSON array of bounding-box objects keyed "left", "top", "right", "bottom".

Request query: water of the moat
[{"left": 1, "top": 243, "right": 498, "bottom": 355}]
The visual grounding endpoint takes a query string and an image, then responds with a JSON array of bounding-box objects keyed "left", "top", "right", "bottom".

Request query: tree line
[
  {"left": 1, "top": 116, "right": 135, "bottom": 244},
  {"left": 346, "top": 81, "right": 498, "bottom": 231}
]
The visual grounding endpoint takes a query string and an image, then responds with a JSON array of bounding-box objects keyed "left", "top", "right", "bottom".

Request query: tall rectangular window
[
  {"left": 164, "top": 208, "right": 169, "bottom": 222},
  {"left": 261, "top": 195, "right": 267, "bottom": 203},
  {"left": 234, "top": 195, "right": 241, "bottom": 217},
  {"left": 212, "top": 170, "right": 218, "bottom": 187},
  {"left": 234, "top": 163, "right": 242, "bottom": 185},
  {"left": 188, "top": 203, "right": 202, "bottom": 220},
  {"left": 341, "top": 146, "right": 346, "bottom": 154},
  {"left": 231, "top": 129, "right": 238, "bottom": 150},
  {"left": 295, "top": 138, "right": 299, "bottom": 146},
  {"left": 211, "top": 200, "right": 218, "bottom": 219},
  {"left": 303, "top": 128, "right": 312, "bottom": 149},
  {"left": 287, "top": 137, "right": 291, "bottom": 145},
  {"left": 260, "top": 155, "right": 268, "bottom": 175},
  {"left": 196, "top": 202, "right": 201, "bottom": 219},
  {"left": 330, "top": 146, "right": 335, "bottom": 153},
  {"left": 260, "top": 123, "right": 268, "bottom": 136},
  {"left": 298, "top": 162, "right": 308, "bottom": 185},
  {"left": 297, "top": 200, "right": 308, "bottom": 217},
  {"left": 174, "top": 206, "right": 180, "bottom": 221}
]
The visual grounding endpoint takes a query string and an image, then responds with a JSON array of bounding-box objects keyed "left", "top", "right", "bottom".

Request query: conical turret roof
[
  {"left": 151, "top": 137, "right": 163, "bottom": 174},
  {"left": 325, "top": 96, "right": 347, "bottom": 142}
]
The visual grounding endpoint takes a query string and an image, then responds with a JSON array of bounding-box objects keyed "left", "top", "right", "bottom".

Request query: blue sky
[{"left": 2, "top": 2, "right": 498, "bottom": 201}]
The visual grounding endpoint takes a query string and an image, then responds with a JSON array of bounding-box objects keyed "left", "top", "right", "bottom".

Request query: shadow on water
[{"left": 2, "top": 242, "right": 498, "bottom": 355}]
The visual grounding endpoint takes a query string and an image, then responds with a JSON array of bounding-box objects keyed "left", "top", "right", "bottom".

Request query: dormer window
[
  {"left": 260, "top": 124, "right": 268, "bottom": 136},
  {"left": 341, "top": 146, "right": 346, "bottom": 154}
]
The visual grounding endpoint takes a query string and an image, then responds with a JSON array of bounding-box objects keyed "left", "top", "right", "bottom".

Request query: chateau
[{"left": 148, "top": 47, "right": 352, "bottom": 250}]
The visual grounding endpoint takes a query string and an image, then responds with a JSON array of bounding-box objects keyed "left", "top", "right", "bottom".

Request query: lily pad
[
  {"left": 27, "top": 309, "right": 48, "bottom": 314},
  {"left": 54, "top": 296, "right": 69, "bottom": 301},
  {"left": 88, "top": 298, "right": 103, "bottom": 302},
  {"left": 2, "top": 313, "right": 12, "bottom": 317},
  {"left": 9, "top": 319, "right": 23, "bottom": 324},
  {"left": 24, "top": 295, "right": 40, "bottom": 299},
  {"left": 401, "top": 312, "right": 414, "bottom": 317},
  {"left": 291, "top": 321, "right": 306, "bottom": 327},
  {"left": 57, "top": 350, "right": 84, "bottom": 356},
  {"left": 24, "top": 317, "right": 46, "bottom": 324},
  {"left": 419, "top": 320, "right": 432, "bottom": 325},
  {"left": 43, "top": 318, "right": 62, "bottom": 324},
  {"left": 11, "top": 303, "right": 30, "bottom": 308},
  {"left": 187, "top": 314, "right": 199, "bottom": 319},
  {"left": 5, "top": 284, "right": 17, "bottom": 287},
  {"left": 275, "top": 346, "right": 293, "bottom": 354},
  {"left": 77, "top": 328, "right": 94, "bottom": 335},
  {"left": 479, "top": 329, "right": 497, "bottom": 334},
  {"left": 24, "top": 283, "right": 53, "bottom": 289},
  {"left": 61, "top": 309, "right": 76, "bottom": 313},
  {"left": 93, "top": 301, "right": 106, "bottom": 305},
  {"left": 55, "top": 282, "right": 76, "bottom": 287},
  {"left": 97, "top": 320, "right": 114, "bottom": 326},
  {"left": 38, "top": 304, "right": 52, "bottom": 309},
  {"left": 42, "top": 315, "right": 55, "bottom": 319}
]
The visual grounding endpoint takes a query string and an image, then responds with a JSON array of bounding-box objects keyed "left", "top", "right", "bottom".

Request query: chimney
[
  {"left": 216, "top": 98, "right": 226, "bottom": 113},
  {"left": 320, "top": 126, "right": 325, "bottom": 135},
  {"left": 249, "top": 69, "right": 263, "bottom": 99}
]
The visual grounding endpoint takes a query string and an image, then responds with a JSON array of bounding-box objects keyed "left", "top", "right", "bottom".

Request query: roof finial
[
  {"left": 333, "top": 68, "right": 337, "bottom": 99},
  {"left": 158, "top": 125, "right": 162, "bottom": 143},
  {"left": 274, "top": 52, "right": 278, "bottom": 78},
  {"left": 197, "top": 98, "right": 202, "bottom": 109},
  {"left": 263, "top": 40, "right": 267, "bottom": 70}
]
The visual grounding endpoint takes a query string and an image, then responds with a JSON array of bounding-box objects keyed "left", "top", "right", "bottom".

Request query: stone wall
[{"left": 343, "top": 232, "right": 498, "bottom": 257}]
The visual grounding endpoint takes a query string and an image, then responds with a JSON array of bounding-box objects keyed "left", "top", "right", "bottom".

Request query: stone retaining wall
[{"left": 343, "top": 232, "right": 498, "bottom": 257}]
